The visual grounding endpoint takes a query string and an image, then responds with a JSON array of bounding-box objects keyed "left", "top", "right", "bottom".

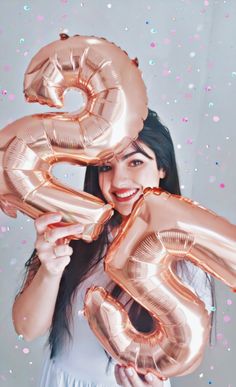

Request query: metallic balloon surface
[
  {"left": 0, "top": 33, "right": 148, "bottom": 241},
  {"left": 84, "top": 187, "right": 236, "bottom": 378}
]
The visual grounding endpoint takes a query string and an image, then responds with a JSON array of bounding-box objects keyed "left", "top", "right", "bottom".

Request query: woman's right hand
[{"left": 34, "top": 212, "right": 84, "bottom": 277}]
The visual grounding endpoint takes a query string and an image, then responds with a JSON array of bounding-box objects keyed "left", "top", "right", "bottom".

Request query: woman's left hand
[{"left": 115, "top": 364, "right": 164, "bottom": 387}]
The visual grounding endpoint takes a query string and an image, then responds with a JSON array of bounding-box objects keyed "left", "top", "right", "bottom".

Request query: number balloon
[
  {"left": 0, "top": 34, "right": 148, "bottom": 241},
  {"left": 84, "top": 187, "right": 236, "bottom": 378}
]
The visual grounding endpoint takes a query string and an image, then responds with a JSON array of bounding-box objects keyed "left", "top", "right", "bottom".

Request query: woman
[{"left": 12, "top": 109, "right": 215, "bottom": 387}]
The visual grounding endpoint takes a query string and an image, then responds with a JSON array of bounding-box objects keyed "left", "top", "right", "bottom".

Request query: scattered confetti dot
[
  {"left": 3, "top": 64, "right": 11, "bottom": 72},
  {"left": 210, "top": 365, "right": 214, "bottom": 370},
  {"left": 188, "top": 83, "right": 195, "bottom": 89},
  {"left": 18, "top": 334, "right": 24, "bottom": 340},
  {"left": 213, "top": 115, "right": 220, "bottom": 122},
  {"left": 150, "top": 41, "right": 156, "bottom": 48},
  {"left": 177, "top": 144, "right": 182, "bottom": 149},
  {"left": 205, "top": 85, "right": 212, "bottom": 92},
  {"left": 23, "top": 348, "right": 30, "bottom": 354},
  {"left": 37, "top": 15, "right": 44, "bottom": 21},
  {"left": 8, "top": 94, "right": 16, "bottom": 101},
  {"left": 210, "top": 306, "right": 216, "bottom": 312},
  {"left": 1, "top": 89, "right": 7, "bottom": 95},
  {"left": 219, "top": 183, "right": 225, "bottom": 188},
  {"left": 209, "top": 102, "right": 214, "bottom": 108},
  {"left": 190, "top": 52, "right": 196, "bottom": 58},
  {"left": 182, "top": 117, "right": 188, "bottom": 123},
  {"left": 223, "top": 315, "right": 231, "bottom": 323},
  {"left": 23, "top": 5, "right": 30, "bottom": 11},
  {"left": 150, "top": 28, "right": 157, "bottom": 33},
  {"left": 186, "top": 138, "right": 193, "bottom": 144},
  {"left": 20, "top": 38, "right": 25, "bottom": 44},
  {"left": 232, "top": 72, "right": 236, "bottom": 78},
  {"left": 199, "top": 373, "right": 204, "bottom": 378},
  {"left": 227, "top": 299, "right": 232, "bottom": 305},
  {"left": 209, "top": 176, "right": 216, "bottom": 183},
  {"left": 149, "top": 59, "right": 155, "bottom": 65},
  {"left": 107, "top": 3, "right": 112, "bottom": 8}
]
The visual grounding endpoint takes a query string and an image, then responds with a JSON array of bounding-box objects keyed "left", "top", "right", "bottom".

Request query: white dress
[{"left": 39, "top": 243, "right": 212, "bottom": 387}]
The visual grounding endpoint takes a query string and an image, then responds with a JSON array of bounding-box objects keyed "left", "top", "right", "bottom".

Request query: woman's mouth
[{"left": 113, "top": 188, "right": 139, "bottom": 202}]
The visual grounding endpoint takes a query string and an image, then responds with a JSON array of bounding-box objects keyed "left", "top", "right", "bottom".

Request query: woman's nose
[{"left": 111, "top": 164, "right": 129, "bottom": 188}]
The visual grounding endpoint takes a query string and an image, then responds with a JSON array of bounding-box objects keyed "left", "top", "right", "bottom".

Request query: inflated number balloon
[
  {"left": 85, "top": 187, "right": 236, "bottom": 379},
  {"left": 0, "top": 34, "right": 148, "bottom": 241}
]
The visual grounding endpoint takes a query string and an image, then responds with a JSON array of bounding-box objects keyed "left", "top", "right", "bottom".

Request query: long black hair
[{"left": 21, "top": 108, "right": 216, "bottom": 358}]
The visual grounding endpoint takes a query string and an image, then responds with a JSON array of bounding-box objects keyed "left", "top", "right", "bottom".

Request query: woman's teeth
[{"left": 115, "top": 189, "right": 138, "bottom": 198}]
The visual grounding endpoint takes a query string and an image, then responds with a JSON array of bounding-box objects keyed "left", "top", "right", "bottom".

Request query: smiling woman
[
  {"left": 12, "top": 108, "right": 215, "bottom": 387},
  {"left": 98, "top": 141, "right": 166, "bottom": 216}
]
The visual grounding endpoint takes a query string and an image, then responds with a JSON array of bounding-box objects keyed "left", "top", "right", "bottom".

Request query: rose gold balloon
[
  {"left": 0, "top": 33, "right": 148, "bottom": 241},
  {"left": 85, "top": 187, "right": 236, "bottom": 377}
]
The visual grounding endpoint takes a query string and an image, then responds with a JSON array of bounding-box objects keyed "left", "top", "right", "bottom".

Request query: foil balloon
[
  {"left": 85, "top": 187, "right": 236, "bottom": 378},
  {"left": 0, "top": 33, "right": 148, "bottom": 241}
]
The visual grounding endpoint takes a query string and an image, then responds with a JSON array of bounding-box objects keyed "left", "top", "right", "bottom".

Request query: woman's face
[{"left": 98, "top": 141, "right": 166, "bottom": 217}]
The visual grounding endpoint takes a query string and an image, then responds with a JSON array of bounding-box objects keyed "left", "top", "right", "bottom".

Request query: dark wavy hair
[{"left": 21, "top": 108, "right": 216, "bottom": 358}]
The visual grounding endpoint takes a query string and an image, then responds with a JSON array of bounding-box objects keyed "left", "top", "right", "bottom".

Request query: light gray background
[{"left": 0, "top": 0, "right": 235, "bottom": 386}]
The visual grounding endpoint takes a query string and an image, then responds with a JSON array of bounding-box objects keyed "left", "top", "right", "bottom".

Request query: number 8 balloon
[
  {"left": 85, "top": 187, "right": 236, "bottom": 379},
  {"left": 0, "top": 33, "right": 148, "bottom": 240}
]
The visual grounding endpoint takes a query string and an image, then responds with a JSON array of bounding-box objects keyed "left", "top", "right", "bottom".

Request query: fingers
[
  {"left": 42, "top": 223, "right": 84, "bottom": 245},
  {"left": 115, "top": 365, "right": 164, "bottom": 387},
  {"left": 34, "top": 212, "right": 62, "bottom": 235},
  {"left": 114, "top": 364, "right": 123, "bottom": 385}
]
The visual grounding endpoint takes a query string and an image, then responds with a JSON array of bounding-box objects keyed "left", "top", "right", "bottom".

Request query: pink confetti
[
  {"left": 223, "top": 315, "right": 231, "bottom": 323},
  {"left": 227, "top": 299, "right": 232, "bottom": 305},
  {"left": 21, "top": 240, "right": 27, "bottom": 244},
  {"left": 217, "top": 333, "right": 223, "bottom": 341},
  {"left": 1, "top": 89, "right": 7, "bottom": 95},
  {"left": 219, "top": 183, "right": 225, "bottom": 188},
  {"left": 3, "top": 64, "right": 12, "bottom": 72},
  {"left": 37, "top": 15, "right": 44, "bottom": 21},
  {"left": 182, "top": 117, "right": 188, "bottom": 123},
  {"left": 162, "top": 69, "right": 171, "bottom": 77},
  {"left": 23, "top": 348, "right": 30, "bottom": 354},
  {"left": 186, "top": 138, "right": 193, "bottom": 144},
  {"left": 213, "top": 115, "right": 220, "bottom": 122},
  {"left": 163, "top": 38, "right": 171, "bottom": 45},
  {"left": 150, "top": 41, "right": 156, "bottom": 48},
  {"left": 8, "top": 93, "right": 16, "bottom": 101}
]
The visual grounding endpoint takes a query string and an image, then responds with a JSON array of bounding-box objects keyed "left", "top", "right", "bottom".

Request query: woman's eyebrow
[{"left": 121, "top": 150, "right": 153, "bottom": 161}]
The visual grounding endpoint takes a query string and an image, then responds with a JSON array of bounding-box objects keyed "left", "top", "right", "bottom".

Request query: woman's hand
[
  {"left": 34, "top": 212, "right": 84, "bottom": 277},
  {"left": 115, "top": 364, "right": 164, "bottom": 387}
]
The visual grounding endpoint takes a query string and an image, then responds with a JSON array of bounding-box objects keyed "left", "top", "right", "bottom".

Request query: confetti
[
  {"left": 223, "top": 315, "right": 231, "bottom": 323},
  {"left": 182, "top": 117, "right": 188, "bottom": 123},
  {"left": 213, "top": 115, "right": 220, "bottom": 122},
  {"left": 149, "top": 59, "right": 155, "bottom": 65},
  {"left": 150, "top": 28, "right": 157, "bottom": 33},
  {"left": 227, "top": 299, "right": 232, "bottom": 305},
  {"left": 22, "top": 348, "right": 30, "bottom": 354},
  {"left": 219, "top": 183, "right": 225, "bottom": 188},
  {"left": 23, "top": 5, "right": 30, "bottom": 11},
  {"left": 150, "top": 42, "right": 156, "bottom": 48}
]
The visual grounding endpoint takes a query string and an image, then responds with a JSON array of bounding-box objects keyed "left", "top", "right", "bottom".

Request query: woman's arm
[
  {"left": 12, "top": 265, "right": 63, "bottom": 341},
  {"left": 12, "top": 212, "right": 84, "bottom": 341}
]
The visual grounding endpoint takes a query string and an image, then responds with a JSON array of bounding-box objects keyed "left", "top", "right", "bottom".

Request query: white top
[{"left": 39, "top": 243, "right": 212, "bottom": 387}]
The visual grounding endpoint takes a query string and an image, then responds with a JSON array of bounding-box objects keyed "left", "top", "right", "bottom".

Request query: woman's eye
[
  {"left": 98, "top": 165, "right": 112, "bottom": 173},
  {"left": 130, "top": 159, "right": 143, "bottom": 167}
]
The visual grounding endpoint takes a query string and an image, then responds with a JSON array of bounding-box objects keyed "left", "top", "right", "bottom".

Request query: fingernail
[
  {"left": 126, "top": 368, "right": 134, "bottom": 376},
  {"left": 145, "top": 373, "right": 153, "bottom": 382},
  {"left": 53, "top": 214, "right": 62, "bottom": 220}
]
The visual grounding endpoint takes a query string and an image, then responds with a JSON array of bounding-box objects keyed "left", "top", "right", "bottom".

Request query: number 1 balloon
[
  {"left": 84, "top": 187, "right": 236, "bottom": 379},
  {"left": 0, "top": 33, "right": 148, "bottom": 241}
]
